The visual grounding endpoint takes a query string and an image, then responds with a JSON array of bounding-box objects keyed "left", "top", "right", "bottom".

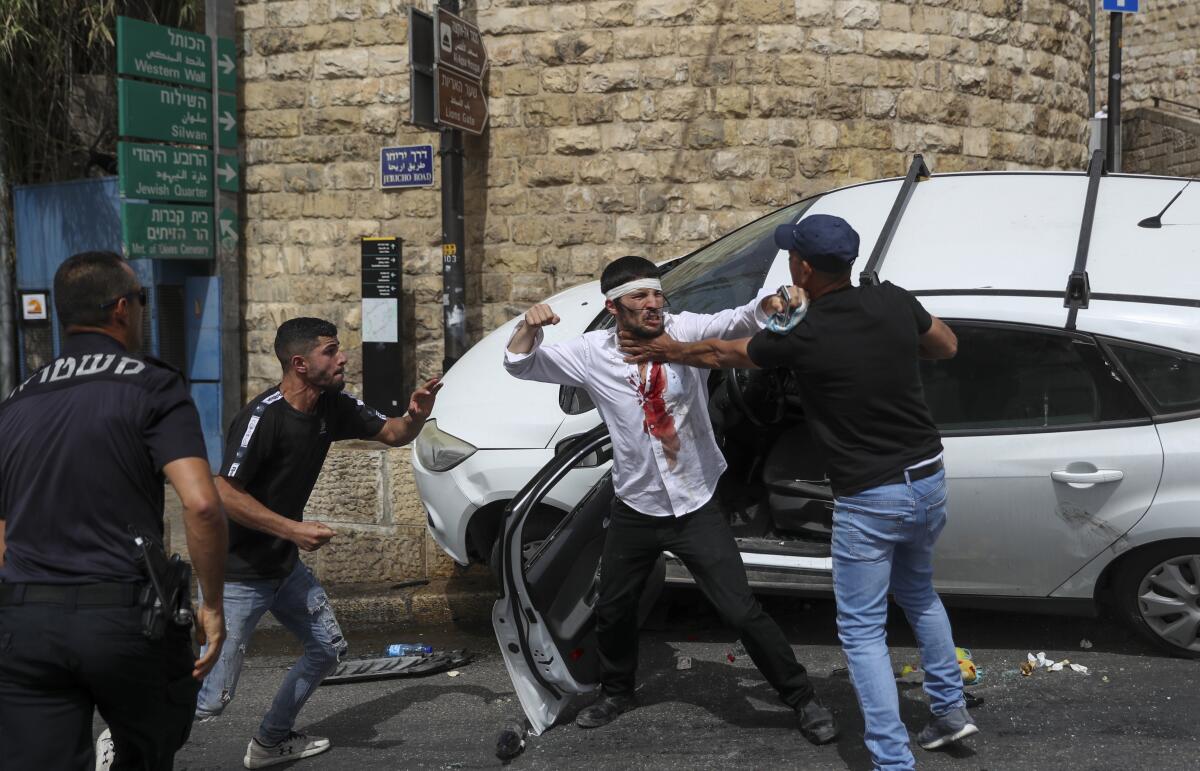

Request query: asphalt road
[{"left": 163, "top": 590, "right": 1200, "bottom": 770}]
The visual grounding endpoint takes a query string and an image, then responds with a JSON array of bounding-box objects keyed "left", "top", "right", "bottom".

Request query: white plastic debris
[
  {"left": 1069, "top": 663, "right": 1090, "bottom": 675},
  {"left": 1079, "top": 639, "right": 1093, "bottom": 650},
  {"left": 1048, "top": 661, "right": 1064, "bottom": 672},
  {"left": 447, "top": 670, "right": 461, "bottom": 677},
  {"left": 676, "top": 656, "right": 692, "bottom": 671}
]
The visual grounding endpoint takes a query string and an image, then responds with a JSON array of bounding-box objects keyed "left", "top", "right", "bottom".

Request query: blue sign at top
[
  {"left": 380, "top": 144, "right": 434, "bottom": 189},
  {"left": 1102, "top": 0, "right": 1139, "bottom": 12}
]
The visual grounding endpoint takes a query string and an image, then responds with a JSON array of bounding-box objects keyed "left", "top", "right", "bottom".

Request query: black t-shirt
[
  {"left": 220, "top": 386, "right": 387, "bottom": 580},
  {"left": 747, "top": 281, "right": 943, "bottom": 497},
  {"left": 0, "top": 333, "right": 208, "bottom": 584}
]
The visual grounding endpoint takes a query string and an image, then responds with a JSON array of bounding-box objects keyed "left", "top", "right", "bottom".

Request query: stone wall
[
  {"left": 1095, "top": 0, "right": 1200, "bottom": 111},
  {"left": 232, "top": 0, "right": 1097, "bottom": 584},
  {"left": 1121, "top": 107, "right": 1200, "bottom": 178}
]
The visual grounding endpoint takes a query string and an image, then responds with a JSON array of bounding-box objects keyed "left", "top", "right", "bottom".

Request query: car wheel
[{"left": 1113, "top": 541, "right": 1200, "bottom": 659}]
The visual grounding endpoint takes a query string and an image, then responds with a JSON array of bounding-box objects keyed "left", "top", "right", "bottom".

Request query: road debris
[
  {"left": 447, "top": 670, "right": 461, "bottom": 677},
  {"left": 1021, "top": 652, "right": 1091, "bottom": 677},
  {"left": 495, "top": 720, "right": 528, "bottom": 762},
  {"left": 1080, "top": 639, "right": 1093, "bottom": 649},
  {"left": 676, "top": 656, "right": 692, "bottom": 671}
]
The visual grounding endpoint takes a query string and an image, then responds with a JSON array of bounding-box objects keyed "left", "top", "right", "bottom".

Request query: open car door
[{"left": 493, "top": 425, "right": 664, "bottom": 735}]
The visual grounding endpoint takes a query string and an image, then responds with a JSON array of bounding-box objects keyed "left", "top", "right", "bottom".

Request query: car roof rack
[
  {"left": 1064, "top": 149, "right": 1106, "bottom": 330},
  {"left": 859, "top": 154, "right": 931, "bottom": 287}
]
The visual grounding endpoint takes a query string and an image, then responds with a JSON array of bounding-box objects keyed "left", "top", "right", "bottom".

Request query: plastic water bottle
[{"left": 386, "top": 643, "right": 433, "bottom": 657}]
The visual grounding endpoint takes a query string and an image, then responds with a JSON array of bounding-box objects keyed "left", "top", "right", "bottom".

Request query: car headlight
[{"left": 416, "top": 419, "right": 477, "bottom": 471}]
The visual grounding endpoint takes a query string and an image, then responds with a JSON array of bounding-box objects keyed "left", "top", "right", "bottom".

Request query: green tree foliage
[{"left": 0, "top": 0, "right": 201, "bottom": 185}]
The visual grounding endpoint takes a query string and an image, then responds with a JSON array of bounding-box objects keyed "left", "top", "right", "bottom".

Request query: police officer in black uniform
[{"left": 0, "top": 250, "right": 228, "bottom": 770}]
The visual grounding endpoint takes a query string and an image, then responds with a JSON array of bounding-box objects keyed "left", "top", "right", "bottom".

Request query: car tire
[{"left": 1112, "top": 540, "right": 1200, "bottom": 659}]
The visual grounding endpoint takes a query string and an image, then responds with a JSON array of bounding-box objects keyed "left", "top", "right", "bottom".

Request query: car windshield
[{"left": 660, "top": 199, "right": 817, "bottom": 313}]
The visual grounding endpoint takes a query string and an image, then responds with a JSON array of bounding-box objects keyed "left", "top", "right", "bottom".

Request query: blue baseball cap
[{"left": 774, "top": 214, "right": 860, "bottom": 272}]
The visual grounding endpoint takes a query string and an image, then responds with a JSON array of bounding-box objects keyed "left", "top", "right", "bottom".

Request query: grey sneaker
[
  {"left": 917, "top": 706, "right": 979, "bottom": 750},
  {"left": 243, "top": 732, "right": 331, "bottom": 768},
  {"left": 94, "top": 728, "right": 115, "bottom": 771}
]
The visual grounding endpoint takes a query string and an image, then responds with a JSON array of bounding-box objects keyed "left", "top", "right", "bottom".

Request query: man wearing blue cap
[{"left": 620, "top": 215, "right": 973, "bottom": 770}]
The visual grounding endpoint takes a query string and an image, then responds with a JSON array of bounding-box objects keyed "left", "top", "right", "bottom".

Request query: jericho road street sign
[
  {"left": 118, "top": 79, "right": 212, "bottom": 145},
  {"left": 118, "top": 142, "right": 213, "bottom": 202},
  {"left": 436, "top": 8, "right": 488, "bottom": 81},
  {"left": 117, "top": 16, "right": 211, "bottom": 89},
  {"left": 436, "top": 67, "right": 489, "bottom": 135},
  {"left": 121, "top": 202, "right": 213, "bottom": 260}
]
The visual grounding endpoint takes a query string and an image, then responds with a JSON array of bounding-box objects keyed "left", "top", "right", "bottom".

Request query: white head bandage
[{"left": 604, "top": 278, "right": 663, "bottom": 302}]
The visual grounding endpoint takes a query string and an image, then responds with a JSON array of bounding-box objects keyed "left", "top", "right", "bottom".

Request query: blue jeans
[
  {"left": 195, "top": 562, "right": 347, "bottom": 744},
  {"left": 831, "top": 468, "right": 963, "bottom": 771}
]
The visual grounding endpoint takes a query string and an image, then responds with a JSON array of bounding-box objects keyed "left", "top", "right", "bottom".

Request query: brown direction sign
[
  {"left": 437, "top": 67, "right": 488, "bottom": 135},
  {"left": 436, "top": 8, "right": 488, "bottom": 81}
]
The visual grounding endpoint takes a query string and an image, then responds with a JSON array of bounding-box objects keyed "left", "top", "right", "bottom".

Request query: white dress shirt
[{"left": 504, "top": 290, "right": 772, "bottom": 517}]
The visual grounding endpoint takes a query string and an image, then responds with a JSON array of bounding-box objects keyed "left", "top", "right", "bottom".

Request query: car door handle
[{"left": 1051, "top": 469, "right": 1124, "bottom": 485}]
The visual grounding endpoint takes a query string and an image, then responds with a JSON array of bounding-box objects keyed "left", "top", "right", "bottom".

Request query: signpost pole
[
  {"left": 206, "top": 0, "right": 242, "bottom": 432},
  {"left": 439, "top": 0, "right": 468, "bottom": 372},
  {"left": 1106, "top": 10, "right": 1123, "bottom": 173}
]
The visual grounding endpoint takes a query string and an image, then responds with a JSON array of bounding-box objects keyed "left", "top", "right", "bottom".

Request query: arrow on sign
[
  {"left": 217, "top": 161, "right": 237, "bottom": 183},
  {"left": 219, "top": 218, "right": 237, "bottom": 239},
  {"left": 218, "top": 111, "right": 236, "bottom": 132},
  {"left": 218, "top": 53, "right": 235, "bottom": 75}
]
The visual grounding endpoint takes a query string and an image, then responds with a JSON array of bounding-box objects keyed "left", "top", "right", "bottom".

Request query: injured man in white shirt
[{"left": 503, "top": 255, "right": 839, "bottom": 745}]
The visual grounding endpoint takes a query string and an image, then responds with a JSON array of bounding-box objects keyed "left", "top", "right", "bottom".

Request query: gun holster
[{"left": 131, "top": 528, "right": 195, "bottom": 640}]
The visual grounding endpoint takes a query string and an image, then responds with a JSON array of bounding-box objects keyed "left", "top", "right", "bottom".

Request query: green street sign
[
  {"left": 217, "top": 37, "right": 236, "bottom": 93},
  {"left": 118, "top": 79, "right": 212, "bottom": 145},
  {"left": 118, "top": 141, "right": 212, "bottom": 203},
  {"left": 217, "top": 92, "right": 237, "bottom": 148},
  {"left": 215, "top": 153, "right": 239, "bottom": 192},
  {"left": 117, "top": 16, "right": 210, "bottom": 90},
  {"left": 121, "top": 201, "right": 213, "bottom": 260},
  {"left": 218, "top": 208, "right": 238, "bottom": 246}
]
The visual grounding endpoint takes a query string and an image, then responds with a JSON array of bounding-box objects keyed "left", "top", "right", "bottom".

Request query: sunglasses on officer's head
[{"left": 99, "top": 287, "right": 148, "bottom": 310}]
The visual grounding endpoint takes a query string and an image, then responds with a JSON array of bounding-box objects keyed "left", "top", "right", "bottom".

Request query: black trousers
[
  {"left": 595, "top": 496, "right": 816, "bottom": 709},
  {"left": 0, "top": 596, "right": 199, "bottom": 770}
]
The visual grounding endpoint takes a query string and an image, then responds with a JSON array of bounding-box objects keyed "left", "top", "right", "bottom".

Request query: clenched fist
[{"left": 523, "top": 304, "right": 560, "bottom": 328}]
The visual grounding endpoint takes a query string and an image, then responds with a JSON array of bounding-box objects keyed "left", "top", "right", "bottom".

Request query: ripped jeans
[{"left": 195, "top": 562, "right": 347, "bottom": 744}]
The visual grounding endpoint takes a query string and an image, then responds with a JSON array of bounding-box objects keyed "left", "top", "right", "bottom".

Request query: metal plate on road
[
  {"left": 117, "top": 16, "right": 211, "bottom": 89},
  {"left": 118, "top": 142, "right": 212, "bottom": 202},
  {"left": 118, "top": 79, "right": 212, "bottom": 145},
  {"left": 121, "top": 201, "right": 213, "bottom": 260},
  {"left": 436, "top": 67, "right": 488, "bottom": 135},
  {"left": 436, "top": 8, "right": 488, "bottom": 81},
  {"left": 216, "top": 37, "right": 237, "bottom": 92}
]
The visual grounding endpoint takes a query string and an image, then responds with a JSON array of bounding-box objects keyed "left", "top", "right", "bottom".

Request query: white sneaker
[
  {"left": 243, "top": 732, "right": 331, "bottom": 768},
  {"left": 95, "top": 728, "right": 115, "bottom": 771}
]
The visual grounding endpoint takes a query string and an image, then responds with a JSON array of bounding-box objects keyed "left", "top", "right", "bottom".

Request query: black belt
[
  {"left": 878, "top": 459, "right": 944, "bottom": 487},
  {"left": 0, "top": 582, "right": 141, "bottom": 607}
]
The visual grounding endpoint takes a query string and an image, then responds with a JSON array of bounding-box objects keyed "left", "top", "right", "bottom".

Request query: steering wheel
[{"left": 723, "top": 368, "right": 787, "bottom": 427}]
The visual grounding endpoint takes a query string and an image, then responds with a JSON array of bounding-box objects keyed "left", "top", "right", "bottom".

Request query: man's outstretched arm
[
  {"left": 620, "top": 332, "right": 757, "bottom": 370},
  {"left": 372, "top": 377, "right": 442, "bottom": 447}
]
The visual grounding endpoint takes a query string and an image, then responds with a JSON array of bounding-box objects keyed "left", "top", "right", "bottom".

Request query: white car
[{"left": 417, "top": 161, "right": 1200, "bottom": 729}]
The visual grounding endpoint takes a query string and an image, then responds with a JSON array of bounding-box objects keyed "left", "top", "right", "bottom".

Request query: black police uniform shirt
[
  {"left": 0, "top": 333, "right": 208, "bottom": 584},
  {"left": 219, "top": 387, "right": 387, "bottom": 581},
  {"left": 746, "top": 281, "right": 943, "bottom": 497}
]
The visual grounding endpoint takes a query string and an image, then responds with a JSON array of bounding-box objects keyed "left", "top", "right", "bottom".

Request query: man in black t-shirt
[
  {"left": 619, "top": 215, "right": 974, "bottom": 769},
  {"left": 0, "top": 251, "right": 227, "bottom": 770},
  {"left": 196, "top": 317, "right": 440, "bottom": 769}
]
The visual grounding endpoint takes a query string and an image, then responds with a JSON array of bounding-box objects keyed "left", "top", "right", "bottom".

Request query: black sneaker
[
  {"left": 575, "top": 693, "right": 638, "bottom": 729},
  {"left": 796, "top": 697, "right": 839, "bottom": 745},
  {"left": 917, "top": 706, "right": 979, "bottom": 750}
]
